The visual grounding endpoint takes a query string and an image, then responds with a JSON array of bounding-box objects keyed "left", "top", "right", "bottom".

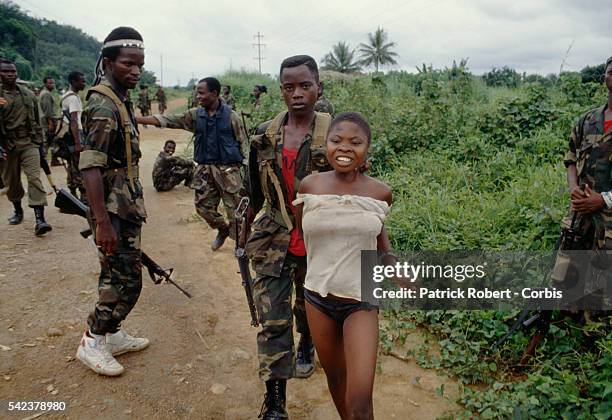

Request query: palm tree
[
  {"left": 358, "top": 27, "right": 398, "bottom": 73},
  {"left": 321, "top": 42, "right": 362, "bottom": 73}
]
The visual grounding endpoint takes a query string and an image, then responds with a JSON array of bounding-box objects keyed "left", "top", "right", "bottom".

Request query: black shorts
[{"left": 304, "top": 289, "right": 378, "bottom": 325}]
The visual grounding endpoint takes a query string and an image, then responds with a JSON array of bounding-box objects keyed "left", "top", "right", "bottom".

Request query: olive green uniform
[{"left": 0, "top": 84, "right": 47, "bottom": 207}]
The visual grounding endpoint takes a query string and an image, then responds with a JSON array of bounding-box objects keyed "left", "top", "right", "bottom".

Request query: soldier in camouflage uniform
[
  {"left": 314, "top": 82, "right": 334, "bottom": 116},
  {"left": 138, "top": 77, "right": 248, "bottom": 250},
  {"left": 152, "top": 139, "right": 195, "bottom": 191},
  {"left": 75, "top": 27, "right": 150, "bottom": 377},
  {"left": 0, "top": 59, "right": 52, "bottom": 236},
  {"left": 559, "top": 55, "right": 612, "bottom": 315},
  {"left": 221, "top": 85, "right": 236, "bottom": 110},
  {"left": 39, "top": 76, "right": 60, "bottom": 164},
  {"left": 137, "top": 84, "right": 151, "bottom": 116},
  {"left": 243, "top": 55, "right": 331, "bottom": 419},
  {"left": 155, "top": 86, "right": 167, "bottom": 114}
]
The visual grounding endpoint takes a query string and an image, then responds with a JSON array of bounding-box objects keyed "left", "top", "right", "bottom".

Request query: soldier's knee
[{"left": 260, "top": 318, "right": 292, "bottom": 340}]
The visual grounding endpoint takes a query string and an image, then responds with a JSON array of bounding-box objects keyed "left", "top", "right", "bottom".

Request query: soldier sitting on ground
[{"left": 152, "top": 139, "right": 195, "bottom": 192}]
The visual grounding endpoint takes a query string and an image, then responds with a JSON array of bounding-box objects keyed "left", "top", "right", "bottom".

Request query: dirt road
[{"left": 0, "top": 98, "right": 459, "bottom": 419}]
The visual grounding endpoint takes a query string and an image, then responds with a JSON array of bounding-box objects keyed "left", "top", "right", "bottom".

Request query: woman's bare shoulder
[{"left": 363, "top": 175, "right": 392, "bottom": 205}]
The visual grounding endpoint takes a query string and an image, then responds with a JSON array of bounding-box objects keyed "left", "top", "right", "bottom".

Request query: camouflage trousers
[
  {"left": 88, "top": 215, "right": 142, "bottom": 335},
  {"left": 193, "top": 163, "right": 244, "bottom": 238},
  {"left": 65, "top": 156, "right": 84, "bottom": 191},
  {"left": 253, "top": 252, "right": 310, "bottom": 381},
  {"left": 153, "top": 162, "right": 195, "bottom": 192}
]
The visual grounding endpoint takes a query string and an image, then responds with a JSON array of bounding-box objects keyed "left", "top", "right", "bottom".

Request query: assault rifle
[
  {"left": 235, "top": 196, "right": 259, "bottom": 327},
  {"left": 492, "top": 212, "right": 578, "bottom": 363},
  {"left": 54, "top": 188, "right": 192, "bottom": 298}
]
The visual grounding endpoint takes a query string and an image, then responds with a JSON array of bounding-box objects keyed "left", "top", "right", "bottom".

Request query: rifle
[
  {"left": 235, "top": 196, "right": 259, "bottom": 327},
  {"left": 39, "top": 145, "right": 58, "bottom": 193},
  {"left": 492, "top": 212, "right": 578, "bottom": 362},
  {"left": 54, "top": 188, "right": 192, "bottom": 298}
]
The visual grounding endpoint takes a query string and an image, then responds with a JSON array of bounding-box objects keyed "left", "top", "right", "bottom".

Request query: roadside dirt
[{"left": 0, "top": 97, "right": 460, "bottom": 419}]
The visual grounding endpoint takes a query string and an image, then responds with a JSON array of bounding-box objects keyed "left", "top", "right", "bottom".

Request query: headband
[{"left": 103, "top": 39, "right": 145, "bottom": 49}]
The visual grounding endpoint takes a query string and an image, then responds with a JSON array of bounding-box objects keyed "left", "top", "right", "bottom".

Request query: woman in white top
[{"left": 294, "top": 112, "right": 392, "bottom": 420}]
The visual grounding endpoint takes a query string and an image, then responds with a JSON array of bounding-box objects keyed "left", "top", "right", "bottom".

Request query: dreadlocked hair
[{"left": 93, "top": 27, "right": 143, "bottom": 86}]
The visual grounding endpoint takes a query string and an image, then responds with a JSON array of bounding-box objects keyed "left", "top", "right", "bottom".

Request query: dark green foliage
[
  {"left": 483, "top": 66, "right": 522, "bottom": 88},
  {"left": 0, "top": 2, "right": 100, "bottom": 85},
  {"left": 580, "top": 63, "right": 605, "bottom": 84}
]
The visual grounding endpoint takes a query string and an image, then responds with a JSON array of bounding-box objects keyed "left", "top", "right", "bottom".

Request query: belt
[{"left": 106, "top": 165, "right": 140, "bottom": 179}]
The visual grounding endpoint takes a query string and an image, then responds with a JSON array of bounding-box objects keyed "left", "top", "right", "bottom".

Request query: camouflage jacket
[
  {"left": 137, "top": 90, "right": 151, "bottom": 109},
  {"left": 155, "top": 90, "right": 166, "bottom": 105},
  {"left": 152, "top": 151, "right": 194, "bottom": 180},
  {"left": 564, "top": 104, "right": 612, "bottom": 249},
  {"left": 221, "top": 93, "right": 236, "bottom": 110},
  {"left": 153, "top": 103, "right": 249, "bottom": 161},
  {"left": 245, "top": 111, "right": 331, "bottom": 277},
  {"left": 79, "top": 80, "right": 146, "bottom": 224},
  {"left": 0, "top": 83, "right": 44, "bottom": 149},
  {"left": 314, "top": 96, "right": 334, "bottom": 116}
]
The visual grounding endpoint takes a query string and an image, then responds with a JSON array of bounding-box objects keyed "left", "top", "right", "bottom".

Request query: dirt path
[{"left": 0, "top": 97, "right": 459, "bottom": 419}]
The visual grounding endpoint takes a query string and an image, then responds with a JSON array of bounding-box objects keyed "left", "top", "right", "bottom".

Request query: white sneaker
[
  {"left": 76, "top": 331, "right": 124, "bottom": 376},
  {"left": 105, "top": 329, "right": 150, "bottom": 356}
]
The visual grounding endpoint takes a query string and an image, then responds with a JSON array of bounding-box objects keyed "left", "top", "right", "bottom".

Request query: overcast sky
[{"left": 15, "top": 0, "right": 612, "bottom": 86}]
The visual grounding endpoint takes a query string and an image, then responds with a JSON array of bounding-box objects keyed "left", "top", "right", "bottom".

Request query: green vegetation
[
  {"left": 0, "top": 2, "right": 156, "bottom": 87},
  {"left": 217, "top": 65, "right": 610, "bottom": 418}
]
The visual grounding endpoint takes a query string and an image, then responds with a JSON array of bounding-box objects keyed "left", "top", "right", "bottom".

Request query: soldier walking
[
  {"left": 0, "top": 58, "right": 52, "bottom": 235},
  {"left": 39, "top": 76, "right": 60, "bottom": 165},
  {"left": 221, "top": 85, "right": 236, "bottom": 110},
  {"left": 137, "top": 77, "right": 248, "bottom": 250},
  {"left": 75, "top": 26, "right": 150, "bottom": 376},
  {"left": 137, "top": 84, "right": 151, "bottom": 116},
  {"left": 155, "top": 86, "right": 167, "bottom": 114},
  {"left": 59, "top": 71, "right": 87, "bottom": 202},
  {"left": 242, "top": 55, "right": 331, "bottom": 418}
]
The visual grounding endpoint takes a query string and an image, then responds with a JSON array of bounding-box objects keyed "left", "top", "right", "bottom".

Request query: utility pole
[
  {"left": 253, "top": 31, "right": 265, "bottom": 74},
  {"left": 160, "top": 54, "right": 163, "bottom": 87}
]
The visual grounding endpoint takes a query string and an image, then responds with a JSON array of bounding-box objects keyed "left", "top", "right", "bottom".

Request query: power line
[{"left": 253, "top": 31, "right": 266, "bottom": 74}]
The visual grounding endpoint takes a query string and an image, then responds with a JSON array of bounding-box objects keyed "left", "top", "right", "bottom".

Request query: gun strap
[{"left": 88, "top": 84, "right": 135, "bottom": 189}]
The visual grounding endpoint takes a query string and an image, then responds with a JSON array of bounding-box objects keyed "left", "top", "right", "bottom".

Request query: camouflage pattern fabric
[
  {"left": 221, "top": 93, "right": 236, "bottom": 110},
  {"left": 314, "top": 95, "right": 334, "bottom": 116},
  {"left": 245, "top": 111, "right": 332, "bottom": 380},
  {"left": 253, "top": 252, "right": 308, "bottom": 381},
  {"left": 66, "top": 155, "right": 84, "bottom": 192},
  {"left": 152, "top": 151, "right": 195, "bottom": 191},
  {"left": 564, "top": 105, "right": 612, "bottom": 250},
  {"left": 152, "top": 104, "right": 249, "bottom": 160},
  {"left": 245, "top": 112, "right": 332, "bottom": 277},
  {"left": 192, "top": 163, "right": 244, "bottom": 237},
  {"left": 155, "top": 89, "right": 167, "bottom": 114},
  {"left": 137, "top": 90, "right": 151, "bottom": 116},
  {"left": 79, "top": 80, "right": 146, "bottom": 225},
  {"left": 87, "top": 214, "right": 142, "bottom": 335}
]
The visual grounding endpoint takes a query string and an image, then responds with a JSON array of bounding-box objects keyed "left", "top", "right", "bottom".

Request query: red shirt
[
  {"left": 281, "top": 147, "right": 306, "bottom": 256},
  {"left": 605, "top": 119, "right": 612, "bottom": 133}
]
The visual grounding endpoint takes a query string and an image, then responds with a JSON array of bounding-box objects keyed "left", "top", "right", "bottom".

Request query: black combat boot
[
  {"left": 33, "top": 206, "right": 52, "bottom": 236},
  {"left": 295, "top": 334, "right": 315, "bottom": 378},
  {"left": 259, "top": 379, "right": 288, "bottom": 419},
  {"left": 211, "top": 224, "right": 230, "bottom": 251},
  {"left": 8, "top": 201, "right": 24, "bottom": 225}
]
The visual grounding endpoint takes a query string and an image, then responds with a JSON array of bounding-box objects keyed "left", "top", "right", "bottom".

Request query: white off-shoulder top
[{"left": 293, "top": 193, "right": 390, "bottom": 301}]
